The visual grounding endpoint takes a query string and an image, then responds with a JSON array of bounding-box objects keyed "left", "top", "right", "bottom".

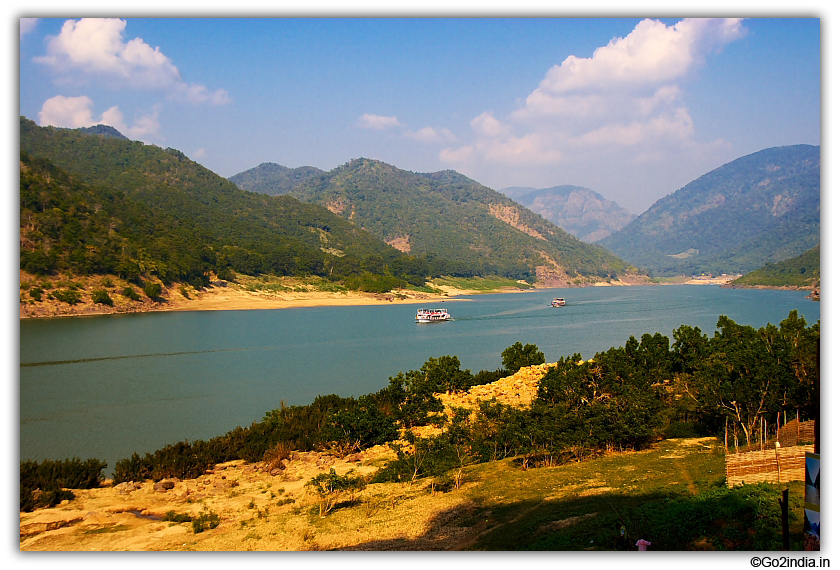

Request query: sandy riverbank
[
  {"left": 18, "top": 271, "right": 469, "bottom": 319},
  {"left": 19, "top": 271, "right": 652, "bottom": 320}
]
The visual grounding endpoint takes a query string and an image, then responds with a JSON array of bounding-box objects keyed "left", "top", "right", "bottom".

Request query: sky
[{"left": 18, "top": 14, "right": 820, "bottom": 214}]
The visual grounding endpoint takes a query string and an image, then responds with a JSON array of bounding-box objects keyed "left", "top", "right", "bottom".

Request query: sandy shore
[
  {"left": 19, "top": 283, "right": 464, "bottom": 319},
  {"left": 167, "top": 287, "right": 463, "bottom": 312}
]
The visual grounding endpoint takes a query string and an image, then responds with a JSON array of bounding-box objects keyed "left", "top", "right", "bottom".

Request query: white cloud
[
  {"left": 172, "top": 82, "right": 232, "bottom": 106},
  {"left": 470, "top": 112, "right": 509, "bottom": 138},
  {"left": 404, "top": 126, "right": 456, "bottom": 143},
  {"left": 530, "top": 18, "right": 745, "bottom": 99},
  {"left": 444, "top": 18, "right": 746, "bottom": 175},
  {"left": 356, "top": 113, "right": 403, "bottom": 130},
  {"left": 38, "top": 95, "right": 101, "bottom": 128},
  {"left": 20, "top": 18, "right": 38, "bottom": 39},
  {"left": 38, "top": 95, "right": 161, "bottom": 140},
  {"left": 34, "top": 18, "right": 230, "bottom": 106},
  {"left": 439, "top": 145, "right": 475, "bottom": 164}
]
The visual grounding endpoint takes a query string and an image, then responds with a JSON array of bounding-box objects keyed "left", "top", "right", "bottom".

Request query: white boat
[
  {"left": 415, "top": 307, "right": 452, "bottom": 323},
  {"left": 551, "top": 297, "right": 566, "bottom": 307}
]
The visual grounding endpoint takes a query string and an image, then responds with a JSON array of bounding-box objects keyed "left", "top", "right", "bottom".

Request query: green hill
[
  {"left": 240, "top": 158, "right": 642, "bottom": 285},
  {"left": 228, "top": 162, "right": 323, "bottom": 196},
  {"left": 728, "top": 245, "right": 820, "bottom": 288},
  {"left": 19, "top": 117, "right": 425, "bottom": 290},
  {"left": 597, "top": 145, "right": 820, "bottom": 276}
]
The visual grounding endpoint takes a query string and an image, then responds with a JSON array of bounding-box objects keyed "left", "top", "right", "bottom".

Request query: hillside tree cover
[
  {"left": 729, "top": 245, "right": 820, "bottom": 288},
  {"left": 19, "top": 118, "right": 430, "bottom": 291},
  {"left": 598, "top": 145, "right": 820, "bottom": 276},
  {"left": 234, "top": 157, "right": 639, "bottom": 283}
]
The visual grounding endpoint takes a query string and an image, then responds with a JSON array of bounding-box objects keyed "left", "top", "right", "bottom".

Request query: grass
[
  {"left": 430, "top": 276, "right": 535, "bottom": 292},
  {"left": 208, "top": 437, "right": 803, "bottom": 551},
  {"left": 235, "top": 274, "right": 348, "bottom": 294}
]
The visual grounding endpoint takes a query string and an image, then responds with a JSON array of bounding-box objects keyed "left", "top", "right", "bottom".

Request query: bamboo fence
[{"left": 725, "top": 444, "right": 814, "bottom": 488}]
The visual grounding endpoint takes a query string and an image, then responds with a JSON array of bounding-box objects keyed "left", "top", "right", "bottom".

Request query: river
[{"left": 20, "top": 285, "right": 819, "bottom": 474}]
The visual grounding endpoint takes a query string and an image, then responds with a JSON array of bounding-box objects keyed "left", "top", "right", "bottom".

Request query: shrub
[
  {"left": 50, "top": 288, "right": 81, "bottom": 305},
  {"left": 162, "top": 510, "right": 193, "bottom": 523},
  {"left": 501, "top": 342, "right": 545, "bottom": 373},
  {"left": 29, "top": 287, "right": 43, "bottom": 302},
  {"left": 91, "top": 289, "right": 114, "bottom": 306},
  {"left": 216, "top": 266, "right": 236, "bottom": 282},
  {"left": 143, "top": 282, "right": 162, "bottom": 300},
  {"left": 122, "top": 286, "right": 141, "bottom": 301},
  {"left": 306, "top": 469, "right": 366, "bottom": 516},
  {"left": 662, "top": 421, "right": 701, "bottom": 439},
  {"left": 191, "top": 510, "right": 221, "bottom": 533},
  {"left": 20, "top": 457, "right": 107, "bottom": 512}
]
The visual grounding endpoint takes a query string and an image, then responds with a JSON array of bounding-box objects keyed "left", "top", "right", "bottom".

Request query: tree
[
  {"left": 501, "top": 342, "right": 545, "bottom": 374},
  {"left": 323, "top": 396, "right": 398, "bottom": 452},
  {"left": 694, "top": 316, "right": 796, "bottom": 446},
  {"left": 305, "top": 468, "right": 366, "bottom": 517}
]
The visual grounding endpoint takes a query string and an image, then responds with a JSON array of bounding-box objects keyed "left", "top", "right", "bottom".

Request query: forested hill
[
  {"left": 19, "top": 117, "right": 425, "bottom": 289},
  {"left": 597, "top": 145, "right": 820, "bottom": 277},
  {"left": 238, "top": 158, "right": 642, "bottom": 285},
  {"left": 229, "top": 162, "right": 324, "bottom": 196},
  {"left": 728, "top": 245, "right": 820, "bottom": 289},
  {"left": 501, "top": 184, "right": 636, "bottom": 243}
]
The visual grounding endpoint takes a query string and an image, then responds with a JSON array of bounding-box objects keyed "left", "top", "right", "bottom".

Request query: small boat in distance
[
  {"left": 416, "top": 308, "right": 452, "bottom": 323},
  {"left": 551, "top": 298, "right": 566, "bottom": 307}
]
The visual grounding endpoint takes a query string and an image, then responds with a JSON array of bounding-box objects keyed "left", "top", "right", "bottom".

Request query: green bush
[
  {"left": 20, "top": 457, "right": 107, "bottom": 512},
  {"left": 29, "top": 287, "right": 43, "bottom": 302},
  {"left": 501, "top": 342, "right": 545, "bottom": 373},
  {"left": 143, "top": 282, "right": 162, "bottom": 299},
  {"left": 192, "top": 510, "right": 221, "bottom": 533},
  {"left": 662, "top": 421, "right": 701, "bottom": 439},
  {"left": 122, "top": 286, "right": 141, "bottom": 301},
  {"left": 162, "top": 510, "right": 193, "bottom": 523},
  {"left": 91, "top": 289, "right": 114, "bottom": 306},
  {"left": 50, "top": 288, "right": 81, "bottom": 304}
]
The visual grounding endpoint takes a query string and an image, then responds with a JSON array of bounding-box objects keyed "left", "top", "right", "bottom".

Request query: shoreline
[
  {"left": 19, "top": 285, "right": 468, "bottom": 320},
  {"left": 25, "top": 272, "right": 814, "bottom": 320}
]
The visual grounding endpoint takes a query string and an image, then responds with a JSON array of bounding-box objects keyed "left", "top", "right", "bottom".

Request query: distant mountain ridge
[
  {"left": 501, "top": 185, "right": 636, "bottom": 242},
  {"left": 229, "top": 163, "right": 324, "bottom": 195},
  {"left": 597, "top": 145, "right": 820, "bottom": 276},
  {"left": 233, "top": 158, "right": 645, "bottom": 286}
]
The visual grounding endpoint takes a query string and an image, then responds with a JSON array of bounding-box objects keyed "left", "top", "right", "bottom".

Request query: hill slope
[
  {"left": 19, "top": 117, "right": 421, "bottom": 289},
  {"left": 250, "top": 158, "right": 643, "bottom": 286},
  {"left": 502, "top": 185, "right": 636, "bottom": 242},
  {"left": 229, "top": 162, "right": 324, "bottom": 196},
  {"left": 727, "top": 245, "right": 820, "bottom": 289},
  {"left": 597, "top": 145, "right": 820, "bottom": 276}
]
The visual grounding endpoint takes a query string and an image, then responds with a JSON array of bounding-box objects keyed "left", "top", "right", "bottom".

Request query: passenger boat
[
  {"left": 415, "top": 308, "right": 452, "bottom": 323},
  {"left": 551, "top": 297, "right": 566, "bottom": 307}
]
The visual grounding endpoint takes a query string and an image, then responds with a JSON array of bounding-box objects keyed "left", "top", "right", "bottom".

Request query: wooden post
[
  {"left": 779, "top": 488, "right": 790, "bottom": 550},
  {"left": 724, "top": 420, "right": 728, "bottom": 454},
  {"left": 815, "top": 342, "right": 820, "bottom": 454},
  {"left": 775, "top": 441, "right": 782, "bottom": 483}
]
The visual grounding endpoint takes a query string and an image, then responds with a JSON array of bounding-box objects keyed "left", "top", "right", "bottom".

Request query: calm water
[{"left": 20, "top": 286, "right": 819, "bottom": 474}]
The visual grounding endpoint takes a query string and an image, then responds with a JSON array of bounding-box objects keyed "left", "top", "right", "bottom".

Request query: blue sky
[{"left": 19, "top": 15, "right": 820, "bottom": 213}]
